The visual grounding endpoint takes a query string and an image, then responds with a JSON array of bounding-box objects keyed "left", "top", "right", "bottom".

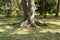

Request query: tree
[
  {"left": 44, "top": 0, "right": 47, "bottom": 18},
  {"left": 55, "top": 0, "right": 60, "bottom": 17},
  {"left": 35, "top": 0, "right": 45, "bottom": 16},
  {"left": 0, "top": 0, "right": 13, "bottom": 17},
  {"left": 20, "top": 0, "right": 46, "bottom": 27},
  {"left": 35, "top": 0, "right": 57, "bottom": 17}
]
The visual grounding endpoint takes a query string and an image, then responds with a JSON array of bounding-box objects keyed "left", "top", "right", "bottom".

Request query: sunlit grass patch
[
  {"left": 0, "top": 25, "right": 60, "bottom": 40},
  {"left": 10, "top": 28, "right": 30, "bottom": 35},
  {"left": 0, "top": 29, "right": 6, "bottom": 32},
  {"left": 0, "top": 16, "right": 60, "bottom": 40}
]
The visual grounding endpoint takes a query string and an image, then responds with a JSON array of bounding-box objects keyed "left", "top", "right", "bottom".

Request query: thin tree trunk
[
  {"left": 55, "top": 0, "right": 59, "bottom": 17},
  {"left": 44, "top": 0, "right": 47, "bottom": 18}
]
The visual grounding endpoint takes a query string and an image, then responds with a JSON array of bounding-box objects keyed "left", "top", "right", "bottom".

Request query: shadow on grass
[
  {"left": 0, "top": 25, "right": 18, "bottom": 40},
  {"left": 0, "top": 23, "right": 60, "bottom": 40},
  {"left": 35, "top": 15, "right": 60, "bottom": 22},
  {"left": 0, "top": 16, "right": 60, "bottom": 40},
  {"left": 39, "top": 23, "right": 60, "bottom": 30},
  {"left": 0, "top": 26, "right": 60, "bottom": 40}
]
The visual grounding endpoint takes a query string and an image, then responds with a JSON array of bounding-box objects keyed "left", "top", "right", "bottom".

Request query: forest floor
[{"left": 0, "top": 16, "right": 60, "bottom": 40}]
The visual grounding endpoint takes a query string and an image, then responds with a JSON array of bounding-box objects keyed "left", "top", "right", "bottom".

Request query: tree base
[{"left": 20, "top": 18, "right": 47, "bottom": 28}]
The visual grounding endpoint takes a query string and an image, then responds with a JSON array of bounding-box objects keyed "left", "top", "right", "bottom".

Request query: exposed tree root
[
  {"left": 34, "top": 18, "right": 47, "bottom": 26},
  {"left": 0, "top": 18, "right": 47, "bottom": 28},
  {"left": 20, "top": 18, "right": 47, "bottom": 28},
  {"left": 20, "top": 20, "right": 28, "bottom": 28}
]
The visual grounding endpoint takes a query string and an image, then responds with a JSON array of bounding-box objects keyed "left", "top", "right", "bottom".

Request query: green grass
[{"left": 0, "top": 16, "right": 60, "bottom": 40}]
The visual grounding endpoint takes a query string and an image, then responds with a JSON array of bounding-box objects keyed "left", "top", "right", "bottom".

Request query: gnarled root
[
  {"left": 20, "top": 18, "right": 47, "bottom": 28},
  {"left": 34, "top": 18, "right": 47, "bottom": 26},
  {"left": 20, "top": 19, "right": 28, "bottom": 28}
]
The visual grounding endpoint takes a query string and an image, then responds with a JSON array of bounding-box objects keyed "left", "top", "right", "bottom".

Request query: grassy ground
[{"left": 0, "top": 16, "right": 60, "bottom": 40}]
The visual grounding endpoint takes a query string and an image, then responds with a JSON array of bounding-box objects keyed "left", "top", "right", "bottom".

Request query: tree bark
[
  {"left": 55, "top": 0, "right": 59, "bottom": 17},
  {"left": 20, "top": 0, "right": 46, "bottom": 27},
  {"left": 44, "top": 0, "right": 47, "bottom": 18}
]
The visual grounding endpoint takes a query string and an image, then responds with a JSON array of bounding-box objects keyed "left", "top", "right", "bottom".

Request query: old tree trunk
[{"left": 20, "top": 0, "right": 46, "bottom": 27}]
